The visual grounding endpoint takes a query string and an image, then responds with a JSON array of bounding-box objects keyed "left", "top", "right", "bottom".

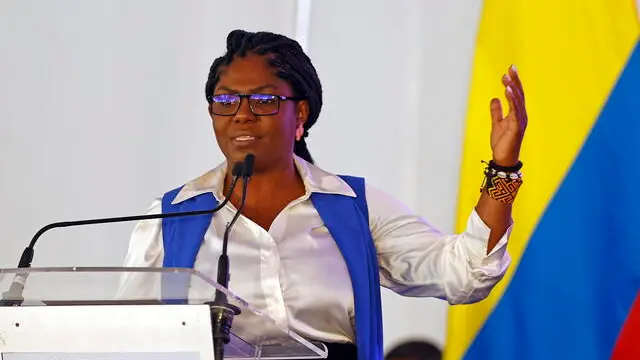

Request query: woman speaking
[{"left": 120, "top": 30, "right": 528, "bottom": 360}]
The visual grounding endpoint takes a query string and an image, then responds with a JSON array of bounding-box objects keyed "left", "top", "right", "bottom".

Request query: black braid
[{"left": 205, "top": 30, "right": 322, "bottom": 164}]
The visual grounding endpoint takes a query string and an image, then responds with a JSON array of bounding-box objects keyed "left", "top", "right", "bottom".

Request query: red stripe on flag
[{"left": 611, "top": 291, "right": 640, "bottom": 360}]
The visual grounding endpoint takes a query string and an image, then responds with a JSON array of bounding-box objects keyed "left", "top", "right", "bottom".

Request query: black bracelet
[{"left": 487, "top": 160, "right": 523, "bottom": 172}]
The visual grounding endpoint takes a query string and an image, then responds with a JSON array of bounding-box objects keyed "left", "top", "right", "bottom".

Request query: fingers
[
  {"left": 509, "top": 65, "right": 528, "bottom": 131},
  {"left": 508, "top": 65, "right": 525, "bottom": 102},
  {"left": 502, "top": 67, "right": 524, "bottom": 102},
  {"left": 490, "top": 98, "right": 503, "bottom": 124},
  {"left": 502, "top": 65, "right": 528, "bottom": 128},
  {"left": 505, "top": 86, "right": 518, "bottom": 122}
]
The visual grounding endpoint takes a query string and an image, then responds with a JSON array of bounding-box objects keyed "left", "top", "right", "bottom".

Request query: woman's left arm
[
  {"left": 370, "top": 182, "right": 512, "bottom": 304},
  {"left": 478, "top": 65, "right": 528, "bottom": 254},
  {"left": 372, "top": 65, "right": 527, "bottom": 303}
]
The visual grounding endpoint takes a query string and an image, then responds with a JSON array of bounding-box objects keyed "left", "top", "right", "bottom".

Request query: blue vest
[{"left": 160, "top": 175, "right": 383, "bottom": 360}]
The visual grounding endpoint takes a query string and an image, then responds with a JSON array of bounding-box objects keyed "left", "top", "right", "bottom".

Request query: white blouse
[{"left": 118, "top": 155, "right": 511, "bottom": 344}]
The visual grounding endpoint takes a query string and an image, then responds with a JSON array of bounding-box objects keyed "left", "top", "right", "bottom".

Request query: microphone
[
  {"left": 211, "top": 153, "right": 255, "bottom": 360},
  {"left": 217, "top": 153, "right": 254, "bottom": 290},
  {"left": 0, "top": 161, "right": 245, "bottom": 307}
]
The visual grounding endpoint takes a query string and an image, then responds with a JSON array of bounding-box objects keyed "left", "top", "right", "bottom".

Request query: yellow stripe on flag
[{"left": 444, "top": 1, "right": 640, "bottom": 359}]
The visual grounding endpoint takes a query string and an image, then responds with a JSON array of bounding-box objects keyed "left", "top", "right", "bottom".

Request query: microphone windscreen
[
  {"left": 243, "top": 154, "right": 255, "bottom": 177},
  {"left": 231, "top": 161, "right": 244, "bottom": 177}
]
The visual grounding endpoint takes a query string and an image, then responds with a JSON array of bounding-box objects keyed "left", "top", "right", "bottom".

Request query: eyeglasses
[{"left": 207, "top": 93, "right": 305, "bottom": 116}]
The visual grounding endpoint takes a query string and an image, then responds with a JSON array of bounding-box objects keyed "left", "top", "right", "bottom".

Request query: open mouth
[{"left": 231, "top": 135, "right": 259, "bottom": 146}]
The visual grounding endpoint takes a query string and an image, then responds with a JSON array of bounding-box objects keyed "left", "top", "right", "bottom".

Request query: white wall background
[{"left": 0, "top": 0, "right": 485, "bottom": 351}]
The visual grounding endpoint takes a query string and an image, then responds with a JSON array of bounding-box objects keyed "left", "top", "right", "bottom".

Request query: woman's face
[{"left": 210, "top": 53, "right": 308, "bottom": 172}]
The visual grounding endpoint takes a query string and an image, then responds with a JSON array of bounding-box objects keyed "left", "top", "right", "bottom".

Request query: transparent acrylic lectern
[{"left": 0, "top": 267, "right": 328, "bottom": 360}]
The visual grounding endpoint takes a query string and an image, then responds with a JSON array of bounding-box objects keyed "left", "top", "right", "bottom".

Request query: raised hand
[{"left": 489, "top": 65, "right": 528, "bottom": 166}]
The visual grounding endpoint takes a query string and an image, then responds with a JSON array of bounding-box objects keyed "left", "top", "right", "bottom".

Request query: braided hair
[{"left": 205, "top": 30, "right": 322, "bottom": 164}]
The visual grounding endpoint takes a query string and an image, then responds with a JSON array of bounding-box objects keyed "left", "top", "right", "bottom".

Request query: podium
[{"left": 0, "top": 267, "right": 328, "bottom": 359}]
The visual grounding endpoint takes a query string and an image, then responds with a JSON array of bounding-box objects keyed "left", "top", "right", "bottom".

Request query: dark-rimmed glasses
[{"left": 207, "top": 94, "right": 305, "bottom": 116}]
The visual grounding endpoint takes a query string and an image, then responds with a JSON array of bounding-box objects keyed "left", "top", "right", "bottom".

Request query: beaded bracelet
[{"left": 480, "top": 160, "right": 523, "bottom": 204}]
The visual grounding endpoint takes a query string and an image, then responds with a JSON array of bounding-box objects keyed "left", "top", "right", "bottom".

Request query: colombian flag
[{"left": 445, "top": 1, "right": 640, "bottom": 359}]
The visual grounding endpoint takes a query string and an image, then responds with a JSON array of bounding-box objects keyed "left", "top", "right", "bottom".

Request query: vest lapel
[
  {"left": 311, "top": 175, "right": 383, "bottom": 360},
  {"left": 161, "top": 186, "right": 218, "bottom": 303}
]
